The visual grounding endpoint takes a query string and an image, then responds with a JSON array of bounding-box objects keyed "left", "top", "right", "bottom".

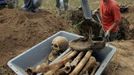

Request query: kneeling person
[{"left": 100, "top": 0, "right": 121, "bottom": 41}]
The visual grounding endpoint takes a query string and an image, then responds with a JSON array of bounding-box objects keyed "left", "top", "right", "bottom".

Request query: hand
[
  {"left": 129, "top": 24, "right": 134, "bottom": 30},
  {"left": 105, "top": 30, "right": 110, "bottom": 38},
  {"left": 93, "top": 9, "right": 98, "bottom": 14}
]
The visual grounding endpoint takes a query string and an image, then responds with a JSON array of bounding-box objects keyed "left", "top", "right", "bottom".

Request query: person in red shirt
[{"left": 100, "top": 0, "right": 121, "bottom": 41}]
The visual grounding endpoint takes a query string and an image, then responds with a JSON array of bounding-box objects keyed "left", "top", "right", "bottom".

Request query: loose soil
[
  {"left": 103, "top": 40, "right": 134, "bottom": 75},
  {"left": 0, "top": 8, "right": 70, "bottom": 75}
]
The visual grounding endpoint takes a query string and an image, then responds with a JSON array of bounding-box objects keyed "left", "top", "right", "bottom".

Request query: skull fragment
[
  {"left": 51, "top": 36, "right": 69, "bottom": 55},
  {"left": 48, "top": 36, "right": 69, "bottom": 63}
]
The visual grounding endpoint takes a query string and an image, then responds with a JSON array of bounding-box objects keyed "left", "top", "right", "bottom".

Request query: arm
[
  {"left": 105, "top": 4, "right": 121, "bottom": 37},
  {"left": 107, "top": 4, "right": 121, "bottom": 33},
  {"left": 108, "top": 20, "right": 120, "bottom": 32}
]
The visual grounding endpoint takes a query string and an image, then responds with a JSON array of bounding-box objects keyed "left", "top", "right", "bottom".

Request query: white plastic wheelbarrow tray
[{"left": 7, "top": 31, "right": 116, "bottom": 75}]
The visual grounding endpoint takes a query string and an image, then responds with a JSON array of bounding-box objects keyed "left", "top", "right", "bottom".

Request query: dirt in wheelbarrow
[{"left": 0, "top": 8, "right": 71, "bottom": 75}]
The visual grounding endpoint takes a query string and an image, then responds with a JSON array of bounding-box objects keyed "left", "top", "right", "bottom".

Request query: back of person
[
  {"left": 100, "top": 0, "right": 121, "bottom": 33},
  {"left": 100, "top": 0, "right": 121, "bottom": 41}
]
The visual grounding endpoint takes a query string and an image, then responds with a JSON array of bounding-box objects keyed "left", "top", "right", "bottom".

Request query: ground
[
  {"left": 102, "top": 2, "right": 134, "bottom": 75},
  {"left": 0, "top": 0, "right": 134, "bottom": 75},
  {"left": 103, "top": 40, "right": 134, "bottom": 75},
  {"left": 0, "top": 8, "right": 71, "bottom": 75}
]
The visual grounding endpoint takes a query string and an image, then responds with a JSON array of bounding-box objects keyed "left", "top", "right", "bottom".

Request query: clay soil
[
  {"left": 0, "top": 8, "right": 70, "bottom": 75},
  {"left": 103, "top": 40, "right": 134, "bottom": 75}
]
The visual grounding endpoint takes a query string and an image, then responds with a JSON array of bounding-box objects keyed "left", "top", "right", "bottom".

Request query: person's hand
[
  {"left": 129, "top": 24, "right": 134, "bottom": 31},
  {"left": 104, "top": 30, "right": 110, "bottom": 41},
  {"left": 93, "top": 8, "right": 99, "bottom": 14},
  {"left": 105, "top": 30, "right": 110, "bottom": 38}
]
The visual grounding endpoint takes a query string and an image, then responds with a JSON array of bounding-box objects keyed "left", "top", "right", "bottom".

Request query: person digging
[{"left": 99, "top": 0, "right": 121, "bottom": 41}]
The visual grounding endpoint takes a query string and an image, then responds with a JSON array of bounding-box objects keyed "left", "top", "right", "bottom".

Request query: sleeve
[{"left": 112, "top": 4, "right": 121, "bottom": 22}]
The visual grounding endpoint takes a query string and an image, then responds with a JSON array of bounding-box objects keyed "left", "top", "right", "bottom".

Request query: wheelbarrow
[{"left": 7, "top": 31, "right": 116, "bottom": 75}]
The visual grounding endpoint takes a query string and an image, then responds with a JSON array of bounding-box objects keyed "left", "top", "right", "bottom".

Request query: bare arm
[{"left": 108, "top": 20, "right": 120, "bottom": 32}]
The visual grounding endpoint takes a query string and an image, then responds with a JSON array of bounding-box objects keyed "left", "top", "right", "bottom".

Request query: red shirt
[{"left": 100, "top": 0, "right": 121, "bottom": 32}]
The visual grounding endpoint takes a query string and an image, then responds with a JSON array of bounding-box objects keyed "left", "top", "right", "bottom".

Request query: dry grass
[
  {"left": 18, "top": 0, "right": 134, "bottom": 9},
  {"left": 42, "top": 0, "right": 134, "bottom": 10}
]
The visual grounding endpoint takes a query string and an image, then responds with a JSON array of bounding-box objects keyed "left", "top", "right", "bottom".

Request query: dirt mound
[
  {"left": 69, "top": 8, "right": 134, "bottom": 40},
  {"left": 0, "top": 9, "right": 69, "bottom": 50},
  {"left": 125, "top": 6, "right": 134, "bottom": 39},
  {"left": 0, "top": 8, "right": 70, "bottom": 75},
  {"left": 68, "top": 9, "right": 101, "bottom": 38},
  {"left": 128, "top": 6, "right": 134, "bottom": 13}
]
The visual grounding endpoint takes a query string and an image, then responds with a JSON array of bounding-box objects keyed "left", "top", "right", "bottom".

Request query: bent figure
[{"left": 100, "top": 0, "right": 121, "bottom": 41}]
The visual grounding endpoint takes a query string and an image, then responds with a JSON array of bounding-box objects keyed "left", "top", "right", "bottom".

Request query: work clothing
[
  {"left": 56, "top": 0, "right": 68, "bottom": 10},
  {"left": 100, "top": 0, "right": 121, "bottom": 32},
  {"left": 23, "top": 0, "right": 42, "bottom": 12}
]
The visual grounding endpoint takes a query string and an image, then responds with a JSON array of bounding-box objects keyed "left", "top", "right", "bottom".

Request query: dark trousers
[
  {"left": 24, "top": 0, "right": 40, "bottom": 12},
  {"left": 56, "top": 0, "right": 68, "bottom": 10}
]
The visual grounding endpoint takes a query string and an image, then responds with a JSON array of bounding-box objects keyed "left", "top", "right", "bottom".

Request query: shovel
[
  {"left": 69, "top": 37, "right": 106, "bottom": 51},
  {"left": 81, "top": 0, "right": 92, "bottom": 20},
  {"left": 96, "top": 13, "right": 110, "bottom": 42}
]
